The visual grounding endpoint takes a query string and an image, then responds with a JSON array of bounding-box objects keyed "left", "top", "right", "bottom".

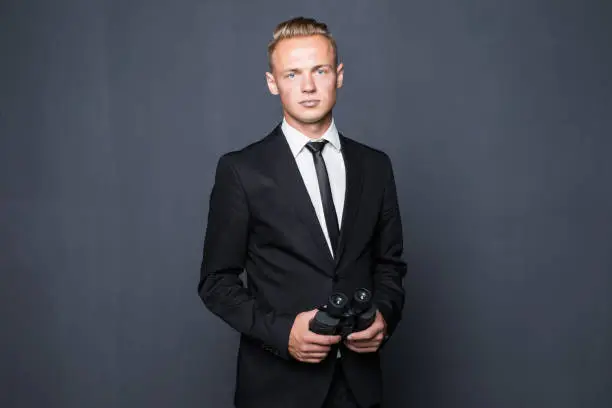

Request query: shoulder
[
  {"left": 215, "top": 127, "right": 279, "bottom": 169},
  {"left": 341, "top": 134, "right": 394, "bottom": 170}
]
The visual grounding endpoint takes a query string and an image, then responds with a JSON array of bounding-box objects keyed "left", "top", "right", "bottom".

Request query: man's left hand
[{"left": 343, "top": 310, "right": 387, "bottom": 353}]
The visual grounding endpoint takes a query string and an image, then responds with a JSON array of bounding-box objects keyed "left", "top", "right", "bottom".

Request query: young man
[{"left": 198, "top": 17, "right": 406, "bottom": 408}]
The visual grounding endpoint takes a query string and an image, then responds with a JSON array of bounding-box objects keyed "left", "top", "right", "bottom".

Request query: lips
[{"left": 300, "top": 100, "right": 320, "bottom": 107}]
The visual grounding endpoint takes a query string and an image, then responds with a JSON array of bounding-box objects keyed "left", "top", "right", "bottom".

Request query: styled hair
[{"left": 267, "top": 17, "right": 338, "bottom": 70}]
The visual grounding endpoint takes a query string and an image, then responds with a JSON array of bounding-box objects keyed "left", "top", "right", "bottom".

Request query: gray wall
[{"left": 1, "top": 1, "right": 611, "bottom": 407}]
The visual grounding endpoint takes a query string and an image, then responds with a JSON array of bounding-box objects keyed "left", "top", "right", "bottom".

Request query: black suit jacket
[{"left": 198, "top": 125, "right": 406, "bottom": 408}]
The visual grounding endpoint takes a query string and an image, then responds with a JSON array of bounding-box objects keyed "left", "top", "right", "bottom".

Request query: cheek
[
  {"left": 317, "top": 77, "right": 337, "bottom": 93},
  {"left": 290, "top": 86, "right": 303, "bottom": 98},
  {"left": 277, "top": 86, "right": 295, "bottom": 105}
]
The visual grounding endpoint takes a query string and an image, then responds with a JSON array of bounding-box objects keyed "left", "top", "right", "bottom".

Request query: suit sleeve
[
  {"left": 198, "top": 154, "right": 295, "bottom": 360},
  {"left": 372, "top": 154, "right": 407, "bottom": 341}
]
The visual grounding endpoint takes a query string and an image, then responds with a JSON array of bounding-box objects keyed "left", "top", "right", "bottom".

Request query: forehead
[{"left": 272, "top": 35, "right": 334, "bottom": 70}]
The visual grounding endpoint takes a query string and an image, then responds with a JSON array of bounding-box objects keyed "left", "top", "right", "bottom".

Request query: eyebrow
[{"left": 282, "top": 64, "right": 333, "bottom": 74}]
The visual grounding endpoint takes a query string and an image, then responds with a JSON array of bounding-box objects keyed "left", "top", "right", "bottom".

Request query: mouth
[{"left": 299, "top": 100, "right": 320, "bottom": 107}]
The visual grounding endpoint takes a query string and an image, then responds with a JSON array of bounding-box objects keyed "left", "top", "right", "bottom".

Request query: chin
[
  {"left": 292, "top": 110, "right": 331, "bottom": 125},
  {"left": 299, "top": 116, "right": 327, "bottom": 125}
]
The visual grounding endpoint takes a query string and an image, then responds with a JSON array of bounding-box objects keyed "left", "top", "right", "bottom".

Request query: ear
[
  {"left": 266, "top": 72, "right": 279, "bottom": 95},
  {"left": 335, "top": 62, "right": 344, "bottom": 89}
]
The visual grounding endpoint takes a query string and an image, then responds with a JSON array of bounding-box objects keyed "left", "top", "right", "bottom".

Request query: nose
[{"left": 301, "top": 73, "right": 315, "bottom": 93}]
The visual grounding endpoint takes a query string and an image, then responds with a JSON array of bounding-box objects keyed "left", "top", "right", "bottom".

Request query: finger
[
  {"left": 299, "top": 354, "right": 327, "bottom": 363},
  {"left": 318, "top": 335, "right": 341, "bottom": 345},
  {"left": 349, "top": 332, "right": 384, "bottom": 344},
  {"left": 306, "top": 333, "right": 342, "bottom": 345},
  {"left": 345, "top": 335, "right": 384, "bottom": 347},
  {"left": 345, "top": 340, "right": 378, "bottom": 349},
  {"left": 345, "top": 342, "right": 377, "bottom": 353},
  {"left": 347, "top": 335, "right": 376, "bottom": 343},
  {"left": 349, "top": 322, "right": 384, "bottom": 339},
  {"left": 353, "top": 340, "right": 380, "bottom": 349},
  {"left": 345, "top": 343, "right": 379, "bottom": 353},
  {"left": 347, "top": 326, "right": 382, "bottom": 341},
  {"left": 301, "top": 351, "right": 329, "bottom": 359},
  {"left": 344, "top": 342, "right": 360, "bottom": 353},
  {"left": 302, "top": 344, "right": 331, "bottom": 353},
  {"left": 357, "top": 346, "right": 379, "bottom": 353}
]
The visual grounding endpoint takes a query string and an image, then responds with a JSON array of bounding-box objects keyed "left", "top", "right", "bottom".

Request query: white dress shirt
[
  {"left": 283, "top": 119, "right": 346, "bottom": 358},
  {"left": 281, "top": 118, "right": 346, "bottom": 259}
]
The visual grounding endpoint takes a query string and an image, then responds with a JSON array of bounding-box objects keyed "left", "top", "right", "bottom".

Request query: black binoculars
[{"left": 309, "top": 288, "right": 377, "bottom": 338}]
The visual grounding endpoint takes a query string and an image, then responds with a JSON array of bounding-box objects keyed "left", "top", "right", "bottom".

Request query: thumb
[
  {"left": 307, "top": 308, "right": 321, "bottom": 317},
  {"left": 300, "top": 309, "right": 319, "bottom": 321}
]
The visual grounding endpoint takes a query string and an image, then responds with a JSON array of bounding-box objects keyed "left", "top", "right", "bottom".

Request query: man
[{"left": 198, "top": 16, "right": 406, "bottom": 408}]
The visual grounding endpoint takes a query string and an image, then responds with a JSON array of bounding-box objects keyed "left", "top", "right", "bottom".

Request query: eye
[
  {"left": 317, "top": 68, "right": 326, "bottom": 75},
  {"left": 287, "top": 72, "right": 296, "bottom": 79}
]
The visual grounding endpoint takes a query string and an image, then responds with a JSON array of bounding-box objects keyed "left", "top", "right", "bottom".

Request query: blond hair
[{"left": 267, "top": 17, "right": 338, "bottom": 70}]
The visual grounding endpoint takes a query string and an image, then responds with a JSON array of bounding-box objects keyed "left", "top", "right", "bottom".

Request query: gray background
[{"left": 1, "top": 0, "right": 611, "bottom": 407}]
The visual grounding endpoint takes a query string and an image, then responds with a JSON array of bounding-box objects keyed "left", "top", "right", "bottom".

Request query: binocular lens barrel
[
  {"left": 331, "top": 293, "right": 348, "bottom": 307},
  {"left": 325, "top": 292, "right": 349, "bottom": 318},
  {"left": 354, "top": 288, "right": 371, "bottom": 303}
]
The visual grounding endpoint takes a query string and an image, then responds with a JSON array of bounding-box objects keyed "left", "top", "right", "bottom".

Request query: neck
[{"left": 284, "top": 112, "right": 333, "bottom": 139}]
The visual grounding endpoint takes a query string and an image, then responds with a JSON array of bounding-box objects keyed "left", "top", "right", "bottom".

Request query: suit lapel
[
  {"left": 267, "top": 126, "right": 335, "bottom": 271},
  {"left": 335, "top": 134, "right": 364, "bottom": 266}
]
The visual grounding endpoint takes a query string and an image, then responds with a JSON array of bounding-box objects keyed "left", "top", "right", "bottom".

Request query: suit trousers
[{"left": 321, "top": 363, "right": 381, "bottom": 408}]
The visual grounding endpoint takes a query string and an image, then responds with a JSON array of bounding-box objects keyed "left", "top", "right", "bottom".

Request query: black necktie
[{"left": 305, "top": 140, "right": 340, "bottom": 256}]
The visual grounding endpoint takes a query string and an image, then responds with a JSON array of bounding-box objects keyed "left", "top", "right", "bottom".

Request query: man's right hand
[{"left": 288, "top": 309, "right": 341, "bottom": 363}]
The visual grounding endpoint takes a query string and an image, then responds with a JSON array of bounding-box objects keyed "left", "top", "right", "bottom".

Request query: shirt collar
[{"left": 281, "top": 118, "right": 342, "bottom": 158}]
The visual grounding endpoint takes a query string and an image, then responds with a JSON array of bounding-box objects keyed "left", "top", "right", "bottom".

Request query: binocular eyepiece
[{"left": 309, "top": 288, "right": 377, "bottom": 337}]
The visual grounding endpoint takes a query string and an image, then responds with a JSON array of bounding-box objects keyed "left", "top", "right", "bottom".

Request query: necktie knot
[{"left": 305, "top": 140, "right": 328, "bottom": 155}]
